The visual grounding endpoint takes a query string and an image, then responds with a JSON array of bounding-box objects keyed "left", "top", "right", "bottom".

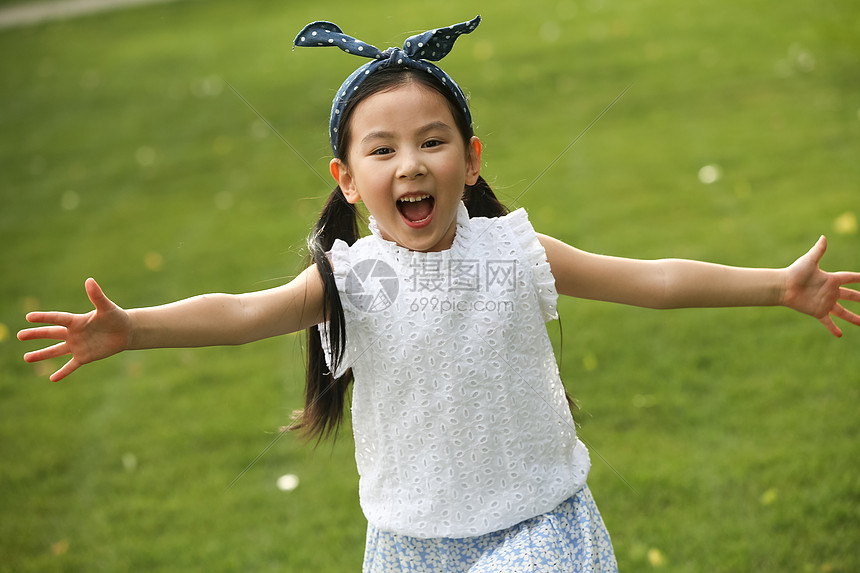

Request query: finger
[
  {"left": 819, "top": 315, "right": 843, "bottom": 338},
  {"left": 834, "top": 272, "right": 860, "bottom": 287},
  {"left": 85, "top": 278, "right": 115, "bottom": 312},
  {"left": 51, "top": 357, "right": 81, "bottom": 382},
  {"left": 17, "top": 325, "right": 67, "bottom": 342},
  {"left": 838, "top": 286, "right": 860, "bottom": 304},
  {"left": 24, "top": 341, "right": 70, "bottom": 363},
  {"left": 832, "top": 303, "right": 860, "bottom": 329},
  {"left": 24, "top": 311, "right": 76, "bottom": 327}
]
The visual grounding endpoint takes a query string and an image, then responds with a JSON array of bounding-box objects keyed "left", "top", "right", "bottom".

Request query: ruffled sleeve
[
  {"left": 318, "top": 239, "right": 352, "bottom": 378},
  {"left": 505, "top": 208, "right": 559, "bottom": 322},
  {"left": 328, "top": 238, "right": 352, "bottom": 282}
]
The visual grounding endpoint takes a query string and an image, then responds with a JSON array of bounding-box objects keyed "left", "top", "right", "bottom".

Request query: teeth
[{"left": 398, "top": 194, "right": 430, "bottom": 203}]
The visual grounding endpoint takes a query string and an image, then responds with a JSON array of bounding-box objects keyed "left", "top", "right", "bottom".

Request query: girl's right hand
[{"left": 18, "top": 278, "right": 131, "bottom": 382}]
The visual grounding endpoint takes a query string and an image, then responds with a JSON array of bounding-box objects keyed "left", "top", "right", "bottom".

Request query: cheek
[
  {"left": 442, "top": 157, "right": 471, "bottom": 185},
  {"left": 351, "top": 168, "right": 391, "bottom": 204},
  {"left": 354, "top": 166, "right": 384, "bottom": 189}
]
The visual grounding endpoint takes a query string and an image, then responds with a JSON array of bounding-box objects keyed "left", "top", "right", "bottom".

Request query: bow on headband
[{"left": 293, "top": 16, "right": 481, "bottom": 157}]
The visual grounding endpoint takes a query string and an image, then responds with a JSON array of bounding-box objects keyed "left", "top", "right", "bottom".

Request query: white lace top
[{"left": 322, "top": 202, "right": 590, "bottom": 538}]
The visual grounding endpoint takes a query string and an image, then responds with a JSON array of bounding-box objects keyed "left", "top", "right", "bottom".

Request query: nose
[{"left": 396, "top": 148, "right": 426, "bottom": 180}]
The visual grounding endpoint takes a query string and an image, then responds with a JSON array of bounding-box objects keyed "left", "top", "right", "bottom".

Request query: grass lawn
[{"left": 1, "top": 0, "right": 858, "bottom": 571}]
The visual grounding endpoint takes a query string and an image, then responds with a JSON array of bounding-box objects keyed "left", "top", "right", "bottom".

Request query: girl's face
[{"left": 330, "top": 82, "right": 481, "bottom": 252}]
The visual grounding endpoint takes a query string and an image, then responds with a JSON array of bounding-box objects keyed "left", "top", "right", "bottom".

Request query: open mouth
[{"left": 397, "top": 194, "right": 435, "bottom": 226}]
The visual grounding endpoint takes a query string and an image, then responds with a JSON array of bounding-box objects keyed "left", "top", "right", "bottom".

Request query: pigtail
[
  {"left": 293, "top": 186, "right": 359, "bottom": 442},
  {"left": 463, "top": 176, "right": 508, "bottom": 218}
]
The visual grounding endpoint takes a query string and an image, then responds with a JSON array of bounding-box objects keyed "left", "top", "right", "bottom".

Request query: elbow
[
  {"left": 201, "top": 293, "right": 259, "bottom": 345},
  {"left": 643, "top": 261, "right": 682, "bottom": 310},
  {"left": 233, "top": 295, "right": 264, "bottom": 345},
  {"left": 645, "top": 258, "right": 722, "bottom": 310}
]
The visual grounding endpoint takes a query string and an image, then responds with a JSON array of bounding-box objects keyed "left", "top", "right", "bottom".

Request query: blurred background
[{"left": 1, "top": 0, "right": 858, "bottom": 571}]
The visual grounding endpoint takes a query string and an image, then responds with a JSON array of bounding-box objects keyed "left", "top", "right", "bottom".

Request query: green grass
[{"left": 1, "top": 0, "right": 858, "bottom": 571}]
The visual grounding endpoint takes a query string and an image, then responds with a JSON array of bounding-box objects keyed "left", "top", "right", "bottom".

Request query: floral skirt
[{"left": 362, "top": 486, "right": 618, "bottom": 573}]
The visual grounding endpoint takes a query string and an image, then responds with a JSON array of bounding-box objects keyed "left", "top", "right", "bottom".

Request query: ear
[
  {"left": 465, "top": 136, "right": 482, "bottom": 186},
  {"left": 330, "top": 158, "right": 361, "bottom": 204}
]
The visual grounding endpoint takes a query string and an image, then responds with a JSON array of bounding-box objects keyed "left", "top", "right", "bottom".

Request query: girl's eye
[
  {"left": 371, "top": 147, "right": 393, "bottom": 156},
  {"left": 422, "top": 139, "right": 443, "bottom": 149}
]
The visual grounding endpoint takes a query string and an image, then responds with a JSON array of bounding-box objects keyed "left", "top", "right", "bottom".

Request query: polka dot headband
[{"left": 293, "top": 15, "right": 481, "bottom": 158}]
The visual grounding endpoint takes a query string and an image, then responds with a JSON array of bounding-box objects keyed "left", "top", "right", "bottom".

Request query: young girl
[{"left": 18, "top": 16, "right": 860, "bottom": 573}]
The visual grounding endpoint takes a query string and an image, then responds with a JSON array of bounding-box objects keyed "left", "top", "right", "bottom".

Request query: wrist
[
  {"left": 124, "top": 308, "right": 142, "bottom": 351},
  {"left": 775, "top": 267, "right": 791, "bottom": 307}
]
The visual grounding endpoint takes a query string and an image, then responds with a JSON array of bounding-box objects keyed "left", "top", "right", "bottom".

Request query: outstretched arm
[
  {"left": 539, "top": 234, "right": 860, "bottom": 336},
  {"left": 18, "top": 265, "right": 326, "bottom": 381}
]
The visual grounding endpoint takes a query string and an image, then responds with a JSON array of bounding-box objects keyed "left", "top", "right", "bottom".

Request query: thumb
[
  {"left": 805, "top": 235, "right": 827, "bottom": 266},
  {"left": 85, "top": 278, "right": 115, "bottom": 312}
]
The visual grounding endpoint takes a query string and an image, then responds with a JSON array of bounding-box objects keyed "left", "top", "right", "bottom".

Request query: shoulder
[
  {"left": 468, "top": 206, "right": 530, "bottom": 227},
  {"left": 470, "top": 209, "right": 560, "bottom": 321},
  {"left": 329, "top": 235, "right": 377, "bottom": 265},
  {"left": 464, "top": 208, "right": 550, "bottom": 270},
  {"left": 465, "top": 207, "right": 535, "bottom": 245}
]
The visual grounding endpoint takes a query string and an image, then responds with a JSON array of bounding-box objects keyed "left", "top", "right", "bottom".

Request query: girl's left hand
[{"left": 783, "top": 236, "right": 860, "bottom": 337}]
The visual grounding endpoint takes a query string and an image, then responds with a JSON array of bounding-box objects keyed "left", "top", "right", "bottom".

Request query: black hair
[{"left": 292, "top": 65, "right": 508, "bottom": 442}]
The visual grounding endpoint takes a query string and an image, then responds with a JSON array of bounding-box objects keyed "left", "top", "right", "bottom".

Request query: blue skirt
[{"left": 362, "top": 486, "right": 618, "bottom": 572}]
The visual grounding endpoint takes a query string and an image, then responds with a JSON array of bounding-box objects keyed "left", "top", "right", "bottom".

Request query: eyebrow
[{"left": 359, "top": 121, "right": 455, "bottom": 145}]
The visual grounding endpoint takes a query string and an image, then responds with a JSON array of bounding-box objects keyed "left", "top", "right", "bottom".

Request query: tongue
[{"left": 399, "top": 198, "right": 433, "bottom": 222}]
